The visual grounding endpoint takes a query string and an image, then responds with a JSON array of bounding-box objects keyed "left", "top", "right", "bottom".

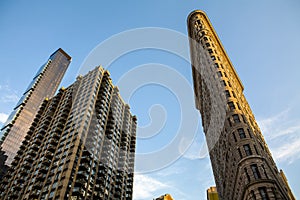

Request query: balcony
[
  {"left": 49, "top": 138, "right": 58, "bottom": 145},
  {"left": 23, "top": 161, "right": 31, "bottom": 169},
  {"left": 11, "top": 160, "right": 18, "bottom": 166},
  {"left": 48, "top": 145, "right": 56, "bottom": 153},
  {"left": 28, "top": 149, "right": 36, "bottom": 156},
  {"left": 53, "top": 132, "right": 60, "bottom": 140},
  {"left": 33, "top": 183, "right": 42, "bottom": 189},
  {"left": 33, "top": 138, "right": 42, "bottom": 145},
  {"left": 14, "top": 154, "right": 21, "bottom": 161},
  {"left": 41, "top": 159, "right": 51, "bottom": 166},
  {"left": 31, "top": 144, "right": 39, "bottom": 151},
  {"left": 24, "top": 155, "right": 33, "bottom": 162},
  {"left": 29, "top": 191, "right": 39, "bottom": 199},
  {"left": 35, "top": 133, "right": 44, "bottom": 140},
  {"left": 45, "top": 152, "right": 53, "bottom": 159},
  {"left": 25, "top": 134, "right": 31, "bottom": 140},
  {"left": 79, "top": 163, "right": 89, "bottom": 171},
  {"left": 36, "top": 174, "right": 45, "bottom": 181},
  {"left": 22, "top": 139, "right": 29, "bottom": 145},
  {"left": 20, "top": 170, "right": 28, "bottom": 176}
]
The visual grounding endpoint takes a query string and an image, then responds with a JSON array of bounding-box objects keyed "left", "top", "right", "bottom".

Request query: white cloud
[
  {"left": 133, "top": 174, "right": 169, "bottom": 200},
  {"left": 0, "top": 94, "right": 19, "bottom": 103},
  {"left": 0, "top": 84, "right": 19, "bottom": 103},
  {"left": 272, "top": 139, "right": 300, "bottom": 164},
  {"left": 0, "top": 113, "right": 8, "bottom": 124},
  {"left": 257, "top": 109, "right": 300, "bottom": 164}
]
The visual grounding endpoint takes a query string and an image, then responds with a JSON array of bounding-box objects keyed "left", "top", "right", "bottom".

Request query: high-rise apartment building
[
  {"left": 187, "top": 10, "right": 294, "bottom": 199},
  {"left": 0, "top": 66, "right": 137, "bottom": 200},
  {"left": 0, "top": 48, "right": 71, "bottom": 178}
]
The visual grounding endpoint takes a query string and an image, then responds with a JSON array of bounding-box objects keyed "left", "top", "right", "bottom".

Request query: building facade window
[
  {"left": 225, "top": 90, "right": 230, "bottom": 98},
  {"left": 228, "top": 102, "right": 235, "bottom": 110},
  {"left": 251, "top": 190, "right": 256, "bottom": 200},
  {"left": 259, "top": 187, "right": 269, "bottom": 200},
  {"left": 251, "top": 164, "right": 261, "bottom": 179},
  {"left": 243, "top": 144, "right": 252, "bottom": 156},
  {"left": 233, "top": 114, "right": 240, "bottom": 123},
  {"left": 217, "top": 71, "right": 222, "bottom": 77},
  {"left": 222, "top": 80, "right": 227, "bottom": 86},
  {"left": 238, "top": 128, "right": 246, "bottom": 139}
]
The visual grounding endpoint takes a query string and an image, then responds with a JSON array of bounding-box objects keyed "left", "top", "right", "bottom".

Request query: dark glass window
[
  {"left": 222, "top": 80, "right": 227, "bottom": 86},
  {"left": 243, "top": 144, "right": 252, "bottom": 156},
  {"left": 215, "top": 63, "right": 219, "bottom": 68},
  {"left": 206, "top": 43, "right": 211, "bottom": 47},
  {"left": 217, "top": 71, "right": 222, "bottom": 77},
  {"left": 238, "top": 128, "right": 246, "bottom": 139},
  {"left": 225, "top": 90, "right": 230, "bottom": 98},
  {"left": 251, "top": 164, "right": 261, "bottom": 179},
  {"left": 232, "top": 91, "right": 236, "bottom": 98},
  {"left": 259, "top": 187, "right": 269, "bottom": 200},
  {"left": 251, "top": 191, "right": 256, "bottom": 200},
  {"left": 228, "top": 102, "right": 235, "bottom": 110},
  {"left": 233, "top": 114, "right": 240, "bottom": 123}
]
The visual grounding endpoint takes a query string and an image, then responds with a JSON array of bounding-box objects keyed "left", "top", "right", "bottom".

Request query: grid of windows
[{"left": 188, "top": 11, "right": 295, "bottom": 200}]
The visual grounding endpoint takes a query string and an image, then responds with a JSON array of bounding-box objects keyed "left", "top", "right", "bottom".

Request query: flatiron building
[
  {"left": 187, "top": 10, "right": 295, "bottom": 200},
  {"left": 0, "top": 48, "right": 71, "bottom": 178},
  {"left": 0, "top": 66, "right": 137, "bottom": 200}
]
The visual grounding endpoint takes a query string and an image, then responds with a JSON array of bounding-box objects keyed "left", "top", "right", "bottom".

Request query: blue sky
[{"left": 1, "top": 1, "right": 300, "bottom": 199}]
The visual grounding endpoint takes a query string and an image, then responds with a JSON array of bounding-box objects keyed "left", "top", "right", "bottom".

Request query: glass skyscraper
[{"left": 0, "top": 48, "right": 71, "bottom": 178}]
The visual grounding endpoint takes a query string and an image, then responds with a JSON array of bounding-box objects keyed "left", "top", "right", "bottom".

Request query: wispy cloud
[
  {"left": 0, "top": 84, "right": 19, "bottom": 103},
  {"left": 257, "top": 109, "right": 300, "bottom": 164},
  {"left": 272, "top": 139, "right": 300, "bottom": 164},
  {"left": 133, "top": 174, "right": 169, "bottom": 200},
  {"left": 0, "top": 94, "right": 19, "bottom": 103},
  {"left": 0, "top": 113, "right": 8, "bottom": 124},
  {"left": 182, "top": 132, "right": 209, "bottom": 160}
]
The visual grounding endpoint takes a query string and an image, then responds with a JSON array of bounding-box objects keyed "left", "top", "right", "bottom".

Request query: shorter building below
[
  {"left": 207, "top": 186, "right": 219, "bottom": 200},
  {"left": 154, "top": 193, "right": 174, "bottom": 200}
]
